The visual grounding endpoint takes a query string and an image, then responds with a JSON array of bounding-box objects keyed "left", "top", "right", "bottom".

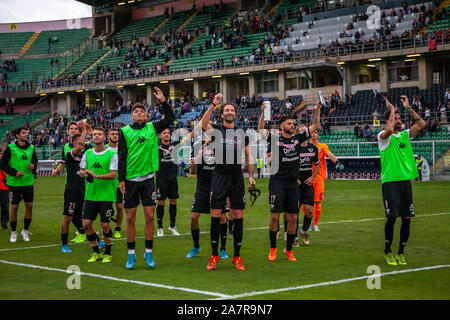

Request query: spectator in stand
[
  {"left": 323, "top": 119, "right": 331, "bottom": 136},
  {"left": 363, "top": 123, "right": 373, "bottom": 141},
  {"left": 445, "top": 88, "right": 450, "bottom": 103},
  {"left": 439, "top": 101, "right": 448, "bottom": 124},
  {"left": 372, "top": 108, "right": 380, "bottom": 122},
  {"left": 354, "top": 122, "right": 363, "bottom": 138}
]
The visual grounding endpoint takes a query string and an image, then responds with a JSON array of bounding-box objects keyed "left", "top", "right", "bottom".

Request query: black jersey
[
  {"left": 297, "top": 142, "right": 320, "bottom": 182},
  {"left": 65, "top": 150, "right": 85, "bottom": 189},
  {"left": 157, "top": 141, "right": 180, "bottom": 181},
  {"left": 268, "top": 129, "right": 309, "bottom": 181},
  {"left": 210, "top": 123, "right": 249, "bottom": 175},
  {"left": 195, "top": 143, "right": 215, "bottom": 187}
]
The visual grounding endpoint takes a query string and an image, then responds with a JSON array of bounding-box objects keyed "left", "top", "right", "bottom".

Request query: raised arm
[
  {"left": 380, "top": 98, "right": 396, "bottom": 140},
  {"left": 72, "top": 122, "right": 88, "bottom": 156},
  {"left": 258, "top": 101, "right": 269, "bottom": 139},
  {"left": 201, "top": 93, "right": 223, "bottom": 131},
  {"left": 308, "top": 101, "right": 322, "bottom": 134},
  {"left": 153, "top": 86, "right": 176, "bottom": 134},
  {"left": 401, "top": 95, "right": 426, "bottom": 138}
]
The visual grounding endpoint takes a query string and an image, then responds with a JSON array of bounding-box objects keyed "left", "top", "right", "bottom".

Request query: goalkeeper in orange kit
[{"left": 309, "top": 129, "right": 341, "bottom": 231}]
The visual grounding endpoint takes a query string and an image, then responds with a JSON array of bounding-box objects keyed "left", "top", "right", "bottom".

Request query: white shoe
[
  {"left": 313, "top": 225, "right": 320, "bottom": 232},
  {"left": 168, "top": 226, "right": 180, "bottom": 236},
  {"left": 21, "top": 229, "right": 30, "bottom": 242},
  {"left": 157, "top": 228, "right": 163, "bottom": 237},
  {"left": 10, "top": 231, "right": 17, "bottom": 243}
]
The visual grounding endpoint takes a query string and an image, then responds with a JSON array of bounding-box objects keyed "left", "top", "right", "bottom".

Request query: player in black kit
[
  {"left": 259, "top": 101, "right": 322, "bottom": 262},
  {"left": 156, "top": 128, "right": 180, "bottom": 236},
  {"left": 295, "top": 125, "right": 320, "bottom": 246},
  {"left": 60, "top": 121, "right": 88, "bottom": 253},
  {"left": 201, "top": 93, "right": 256, "bottom": 271},
  {"left": 186, "top": 135, "right": 229, "bottom": 259}
]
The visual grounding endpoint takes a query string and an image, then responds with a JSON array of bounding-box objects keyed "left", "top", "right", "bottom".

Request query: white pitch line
[
  {"left": 0, "top": 212, "right": 448, "bottom": 253},
  {"left": 0, "top": 260, "right": 231, "bottom": 299},
  {"left": 213, "top": 264, "right": 450, "bottom": 300}
]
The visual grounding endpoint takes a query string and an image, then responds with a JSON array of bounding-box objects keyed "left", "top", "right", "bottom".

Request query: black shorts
[
  {"left": 382, "top": 180, "right": 415, "bottom": 218},
  {"left": 8, "top": 185, "right": 34, "bottom": 205},
  {"left": 191, "top": 186, "right": 211, "bottom": 214},
  {"left": 116, "top": 188, "right": 124, "bottom": 204},
  {"left": 191, "top": 184, "right": 228, "bottom": 214},
  {"left": 156, "top": 176, "right": 179, "bottom": 200},
  {"left": 210, "top": 172, "right": 245, "bottom": 210},
  {"left": 298, "top": 184, "right": 315, "bottom": 207},
  {"left": 82, "top": 200, "right": 114, "bottom": 223},
  {"left": 63, "top": 186, "right": 84, "bottom": 217},
  {"left": 268, "top": 178, "right": 299, "bottom": 213},
  {"left": 124, "top": 178, "right": 157, "bottom": 209}
]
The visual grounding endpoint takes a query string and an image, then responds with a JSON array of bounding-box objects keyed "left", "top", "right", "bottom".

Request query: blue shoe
[
  {"left": 186, "top": 246, "right": 200, "bottom": 258},
  {"left": 98, "top": 240, "right": 105, "bottom": 249},
  {"left": 126, "top": 253, "right": 136, "bottom": 269},
  {"left": 145, "top": 251, "right": 155, "bottom": 268},
  {"left": 220, "top": 249, "right": 229, "bottom": 259},
  {"left": 61, "top": 244, "right": 72, "bottom": 253}
]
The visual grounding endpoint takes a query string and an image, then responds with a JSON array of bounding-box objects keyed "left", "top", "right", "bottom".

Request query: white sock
[
  {"left": 145, "top": 248, "right": 152, "bottom": 253},
  {"left": 128, "top": 249, "right": 135, "bottom": 255}
]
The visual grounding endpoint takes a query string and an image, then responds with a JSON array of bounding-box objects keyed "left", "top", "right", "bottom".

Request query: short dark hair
[
  {"left": 68, "top": 121, "right": 78, "bottom": 130},
  {"left": 14, "top": 126, "right": 28, "bottom": 137},
  {"left": 132, "top": 103, "right": 146, "bottom": 112},
  {"left": 108, "top": 128, "right": 120, "bottom": 135},
  {"left": 93, "top": 126, "right": 106, "bottom": 135},
  {"left": 279, "top": 115, "right": 294, "bottom": 125},
  {"left": 71, "top": 134, "right": 81, "bottom": 142},
  {"left": 384, "top": 110, "right": 400, "bottom": 121},
  {"left": 219, "top": 103, "right": 237, "bottom": 116}
]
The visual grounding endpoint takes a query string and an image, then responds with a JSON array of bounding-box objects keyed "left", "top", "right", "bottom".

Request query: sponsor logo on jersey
[
  {"left": 92, "top": 162, "right": 102, "bottom": 169},
  {"left": 136, "top": 136, "right": 146, "bottom": 144}
]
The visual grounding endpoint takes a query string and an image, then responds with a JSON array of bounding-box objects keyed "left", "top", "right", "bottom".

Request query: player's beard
[
  {"left": 282, "top": 128, "right": 294, "bottom": 135},
  {"left": 223, "top": 114, "right": 235, "bottom": 124}
]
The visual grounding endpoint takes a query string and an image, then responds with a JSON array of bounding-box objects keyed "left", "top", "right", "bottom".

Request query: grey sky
[{"left": 0, "top": 0, "right": 92, "bottom": 23}]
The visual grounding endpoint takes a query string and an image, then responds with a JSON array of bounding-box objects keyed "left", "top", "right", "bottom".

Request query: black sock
[
  {"left": 270, "top": 230, "right": 277, "bottom": 249},
  {"left": 78, "top": 227, "right": 85, "bottom": 234},
  {"left": 210, "top": 217, "right": 221, "bottom": 256},
  {"left": 156, "top": 205, "right": 164, "bottom": 228},
  {"left": 127, "top": 241, "right": 135, "bottom": 250},
  {"left": 115, "top": 226, "right": 121, "bottom": 232},
  {"left": 233, "top": 218, "right": 243, "bottom": 258},
  {"left": 286, "top": 233, "right": 295, "bottom": 251},
  {"left": 145, "top": 239, "right": 153, "bottom": 250},
  {"left": 93, "top": 245, "right": 100, "bottom": 253},
  {"left": 192, "top": 228, "right": 200, "bottom": 248},
  {"left": 96, "top": 233, "right": 101, "bottom": 243},
  {"left": 302, "top": 215, "right": 312, "bottom": 232},
  {"left": 61, "top": 233, "right": 69, "bottom": 245},
  {"left": 24, "top": 218, "right": 31, "bottom": 230},
  {"left": 220, "top": 222, "right": 227, "bottom": 250},
  {"left": 169, "top": 204, "right": 177, "bottom": 228},
  {"left": 229, "top": 219, "right": 234, "bottom": 233},
  {"left": 105, "top": 244, "right": 111, "bottom": 255},
  {"left": 384, "top": 217, "right": 396, "bottom": 254},
  {"left": 10, "top": 221, "right": 17, "bottom": 232},
  {"left": 284, "top": 220, "right": 288, "bottom": 233},
  {"left": 398, "top": 218, "right": 411, "bottom": 255}
]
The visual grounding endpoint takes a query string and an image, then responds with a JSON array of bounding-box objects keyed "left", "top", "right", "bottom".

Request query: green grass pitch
[{"left": 0, "top": 177, "right": 449, "bottom": 300}]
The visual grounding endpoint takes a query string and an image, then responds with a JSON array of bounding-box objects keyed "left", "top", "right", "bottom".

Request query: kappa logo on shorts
[
  {"left": 105, "top": 209, "right": 113, "bottom": 218},
  {"left": 409, "top": 203, "right": 415, "bottom": 215},
  {"left": 20, "top": 155, "right": 28, "bottom": 160},
  {"left": 384, "top": 200, "right": 390, "bottom": 215},
  {"left": 92, "top": 162, "right": 102, "bottom": 169},
  {"left": 151, "top": 191, "right": 157, "bottom": 201},
  {"left": 136, "top": 136, "right": 146, "bottom": 144}
]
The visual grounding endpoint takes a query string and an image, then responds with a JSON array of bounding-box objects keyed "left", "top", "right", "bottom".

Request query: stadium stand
[{"left": 25, "top": 28, "right": 91, "bottom": 55}]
